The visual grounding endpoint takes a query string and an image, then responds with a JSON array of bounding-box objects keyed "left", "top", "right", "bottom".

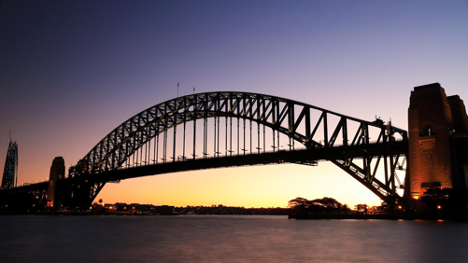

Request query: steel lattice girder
[{"left": 70, "top": 92, "right": 408, "bottom": 204}]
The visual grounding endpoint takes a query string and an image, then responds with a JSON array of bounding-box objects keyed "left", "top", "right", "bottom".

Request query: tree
[
  {"left": 288, "top": 197, "right": 310, "bottom": 209},
  {"left": 288, "top": 197, "right": 346, "bottom": 214},
  {"left": 310, "top": 197, "right": 342, "bottom": 214},
  {"left": 311, "top": 197, "right": 342, "bottom": 209},
  {"left": 355, "top": 204, "right": 368, "bottom": 214},
  {"left": 340, "top": 204, "right": 350, "bottom": 214}
]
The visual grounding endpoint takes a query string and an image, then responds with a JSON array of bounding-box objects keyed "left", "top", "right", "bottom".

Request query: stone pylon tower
[
  {"left": 47, "top": 157, "right": 65, "bottom": 208},
  {"left": 408, "top": 83, "right": 468, "bottom": 199},
  {"left": 1, "top": 140, "right": 18, "bottom": 189}
]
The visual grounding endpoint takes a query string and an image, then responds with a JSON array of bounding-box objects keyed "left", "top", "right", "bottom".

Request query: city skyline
[{"left": 1, "top": 1, "right": 468, "bottom": 208}]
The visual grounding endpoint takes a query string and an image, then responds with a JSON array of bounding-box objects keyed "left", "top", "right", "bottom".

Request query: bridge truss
[{"left": 66, "top": 92, "right": 408, "bottom": 207}]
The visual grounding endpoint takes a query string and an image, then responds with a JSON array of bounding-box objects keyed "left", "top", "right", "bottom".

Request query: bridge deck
[
  {"left": 0, "top": 140, "right": 407, "bottom": 204},
  {"left": 76, "top": 140, "right": 408, "bottom": 183}
]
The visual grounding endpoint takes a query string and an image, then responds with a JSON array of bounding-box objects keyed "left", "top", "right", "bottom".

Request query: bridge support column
[
  {"left": 68, "top": 182, "right": 93, "bottom": 209},
  {"left": 408, "top": 83, "right": 468, "bottom": 200},
  {"left": 47, "top": 157, "right": 65, "bottom": 209}
]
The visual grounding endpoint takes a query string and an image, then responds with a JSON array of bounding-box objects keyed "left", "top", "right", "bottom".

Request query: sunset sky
[{"left": 1, "top": 1, "right": 468, "bottom": 208}]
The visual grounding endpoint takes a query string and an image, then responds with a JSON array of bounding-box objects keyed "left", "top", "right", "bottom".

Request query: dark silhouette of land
[
  {"left": 90, "top": 202, "right": 291, "bottom": 216},
  {"left": 288, "top": 191, "right": 468, "bottom": 220},
  {"left": 4, "top": 191, "right": 468, "bottom": 220}
]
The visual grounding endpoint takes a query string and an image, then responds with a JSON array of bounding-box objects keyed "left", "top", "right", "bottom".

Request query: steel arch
[{"left": 70, "top": 92, "right": 408, "bottom": 204}]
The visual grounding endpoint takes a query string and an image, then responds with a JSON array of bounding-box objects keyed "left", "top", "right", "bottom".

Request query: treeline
[
  {"left": 288, "top": 197, "right": 391, "bottom": 216},
  {"left": 176, "top": 204, "right": 290, "bottom": 215},
  {"left": 90, "top": 203, "right": 291, "bottom": 215},
  {"left": 288, "top": 197, "right": 350, "bottom": 215}
]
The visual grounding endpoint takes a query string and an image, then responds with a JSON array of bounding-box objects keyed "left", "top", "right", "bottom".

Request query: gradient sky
[{"left": 1, "top": 0, "right": 468, "bottom": 208}]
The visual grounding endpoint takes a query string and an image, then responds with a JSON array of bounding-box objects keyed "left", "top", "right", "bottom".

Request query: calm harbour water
[{"left": 1, "top": 215, "right": 468, "bottom": 263}]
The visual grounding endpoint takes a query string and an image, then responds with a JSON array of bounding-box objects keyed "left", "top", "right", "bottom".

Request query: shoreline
[
  {"left": 2, "top": 212, "right": 468, "bottom": 221},
  {"left": 288, "top": 213, "right": 468, "bottom": 221}
]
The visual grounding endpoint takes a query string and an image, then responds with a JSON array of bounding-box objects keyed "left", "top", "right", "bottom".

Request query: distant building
[{"left": 1, "top": 140, "right": 18, "bottom": 189}]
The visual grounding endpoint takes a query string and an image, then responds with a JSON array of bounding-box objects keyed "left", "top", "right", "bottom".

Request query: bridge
[{"left": 2, "top": 83, "right": 468, "bottom": 210}]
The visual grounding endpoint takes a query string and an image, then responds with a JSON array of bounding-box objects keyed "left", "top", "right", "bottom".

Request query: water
[{"left": 1, "top": 215, "right": 468, "bottom": 263}]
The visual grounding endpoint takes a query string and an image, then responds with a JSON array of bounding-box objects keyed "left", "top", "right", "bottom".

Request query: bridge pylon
[
  {"left": 408, "top": 83, "right": 468, "bottom": 200},
  {"left": 47, "top": 157, "right": 65, "bottom": 208}
]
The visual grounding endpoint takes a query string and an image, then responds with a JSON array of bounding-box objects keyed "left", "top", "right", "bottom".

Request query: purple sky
[{"left": 1, "top": 1, "right": 468, "bottom": 207}]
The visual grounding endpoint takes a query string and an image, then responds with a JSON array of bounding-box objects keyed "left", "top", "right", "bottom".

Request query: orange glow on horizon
[{"left": 95, "top": 162, "right": 383, "bottom": 208}]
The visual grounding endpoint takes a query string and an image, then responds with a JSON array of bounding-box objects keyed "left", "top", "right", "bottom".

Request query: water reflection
[{"left": 1, "top": 215, "right": 468, "bottom": 262}]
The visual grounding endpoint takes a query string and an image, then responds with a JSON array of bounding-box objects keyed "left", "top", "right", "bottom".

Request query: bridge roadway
[{"left": 0, "top": 140, "right": 407, "bottom": 196}]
